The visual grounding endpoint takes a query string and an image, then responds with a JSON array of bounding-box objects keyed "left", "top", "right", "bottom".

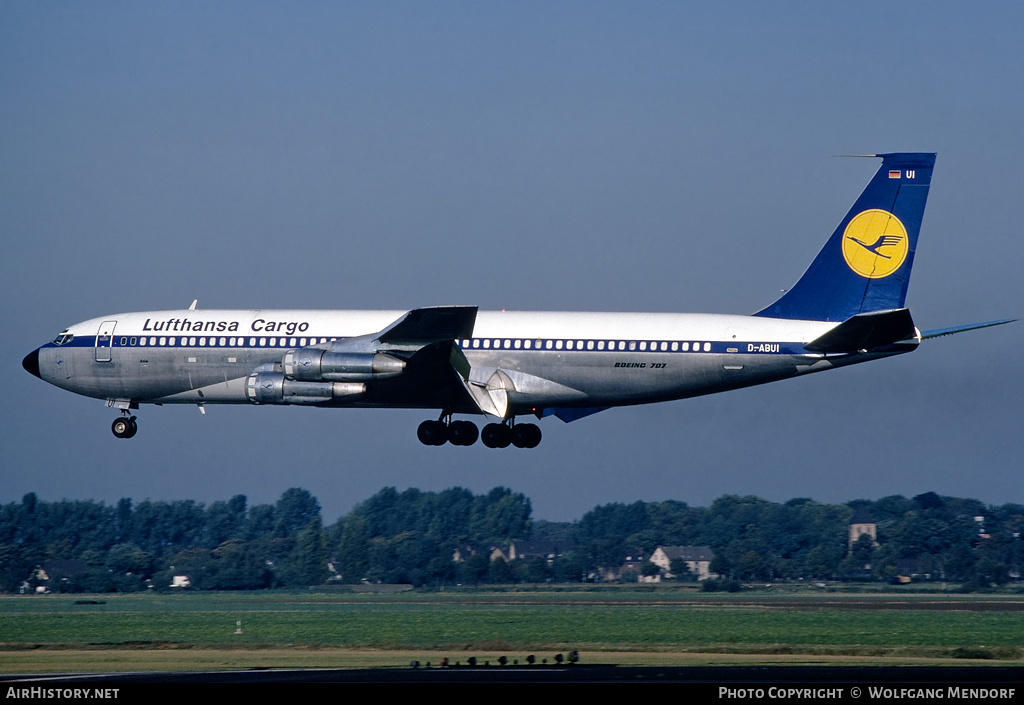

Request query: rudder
[{"left": 755, "top": 153, "right": 936, "bottom": 322}]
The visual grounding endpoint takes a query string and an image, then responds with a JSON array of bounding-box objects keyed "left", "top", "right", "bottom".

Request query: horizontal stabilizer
[
  {"left": 921, "top": 319, "right": 1016, "bottom": 339},
  {"left": 804, "top": 308, "right": 917, "bottom": 353}
]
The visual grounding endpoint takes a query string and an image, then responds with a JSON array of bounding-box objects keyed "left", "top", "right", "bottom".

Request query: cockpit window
[{"left": 53, "top": 330, "right": 74, "bottom": 346}]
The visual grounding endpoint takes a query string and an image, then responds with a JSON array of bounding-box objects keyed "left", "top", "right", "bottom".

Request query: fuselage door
[{"left": 95, "top": 320, "right": 117, "bottom": 362}]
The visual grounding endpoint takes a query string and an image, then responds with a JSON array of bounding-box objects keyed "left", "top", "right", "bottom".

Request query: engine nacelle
[
  {"left": 282, "top": 349, "right": 405, "bottom": 382},
  {"left": 246, "top": 371, "right": 365, "bottom": 405}
]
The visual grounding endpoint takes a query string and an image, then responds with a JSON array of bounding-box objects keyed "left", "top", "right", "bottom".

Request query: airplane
[{"left": 22, "top": 152, "right": 1014, "bottom": 448}]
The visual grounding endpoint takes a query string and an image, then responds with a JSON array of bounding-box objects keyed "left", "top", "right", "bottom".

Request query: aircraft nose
[{"left": 22, "top": 349, "right": 41, "bottom": 378}]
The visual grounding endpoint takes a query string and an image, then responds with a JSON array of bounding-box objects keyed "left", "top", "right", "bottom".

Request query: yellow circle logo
[{"left": 841, "top": 209, "right": 908, "bottom": 279}]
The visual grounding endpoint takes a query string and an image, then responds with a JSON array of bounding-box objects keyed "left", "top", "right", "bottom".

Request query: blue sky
[{"left": 3, "top": 2, "right": 1021, "bottom": 522}]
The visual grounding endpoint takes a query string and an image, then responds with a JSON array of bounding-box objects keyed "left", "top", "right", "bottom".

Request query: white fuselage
[{"left": 33, "top": 308, "right": 907, "bottom": 416}]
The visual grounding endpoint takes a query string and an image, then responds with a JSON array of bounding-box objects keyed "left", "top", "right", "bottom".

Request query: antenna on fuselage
[{"left": 189, "top": 299, "right": 198, "bottom": 310}]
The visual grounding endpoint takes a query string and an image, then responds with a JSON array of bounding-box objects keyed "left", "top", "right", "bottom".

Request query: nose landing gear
[{"left": 111, "top": 413, "right": 138, "bottom": 439}]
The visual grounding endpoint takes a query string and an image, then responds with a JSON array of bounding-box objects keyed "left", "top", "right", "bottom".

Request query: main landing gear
[
  {"left": 111, "top": 412, "right": 138, "bottom": 439},
  {"left": 417, "top": 415, "right": 542, "bottom": 448}
]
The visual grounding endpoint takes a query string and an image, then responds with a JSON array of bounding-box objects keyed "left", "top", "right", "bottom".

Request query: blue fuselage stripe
[{"left": 48, "top": 336, "right": 809, "bottom": 355}]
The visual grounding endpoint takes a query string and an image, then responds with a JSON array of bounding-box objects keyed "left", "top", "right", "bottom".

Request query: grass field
[{"left": 2, "top": 586, "right": 1022, "bottom": 673}]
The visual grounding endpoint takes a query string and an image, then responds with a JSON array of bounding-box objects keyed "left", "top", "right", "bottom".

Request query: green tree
[
  {"left": 274, "top": 488, "right": 321, "bottom": 538},
  {"left": 336, "top": 515, "right": 370, "bottom": 583},
  {"left": 851, "top": 533, "right": 875, "bottom": 565},
  {"left": 488, "top": 556, "right": 516, "bottom": 583},
  {"left": 106, "top": 542, "right": 154, "bottom": 577},
  {"left": 282, "top": 517, "right": 329, "bottom": 586}
]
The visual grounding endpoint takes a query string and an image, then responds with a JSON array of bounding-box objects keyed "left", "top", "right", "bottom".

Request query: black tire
[
  {"left": 482, "top": 423, "right": 511, "bottom": 448},
  {"left": 512, "top": 423, "right": 542, "bottom": 448},
  {"left": 112, "top": 418, "right": 131, "bottom": 439},
  {"left": 417, "top": 420, "right": 448, "bottom": 446},
  {"left": 449, "top": 421, "right": 478, "bottom": 446},
  {"left": 125, "top": 417, "right": 138, "bottom": 439}
]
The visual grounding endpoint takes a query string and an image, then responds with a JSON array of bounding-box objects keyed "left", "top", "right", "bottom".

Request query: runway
[{"left": 4, "top": 664, "right": 1022, "bottom": 686}]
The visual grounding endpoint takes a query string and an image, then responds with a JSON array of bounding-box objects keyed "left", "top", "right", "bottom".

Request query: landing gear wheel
[
  {"left": 448, "top": 420, "right": 479, "bottom": 446},
  {"left": 417, "top": 419, "right": 448, "bottom": 446},
  {"left": 112, "top": 416, "right": 137, "bottom": 439},
  {"left": 512, "top": 423, "right": 541, "bottom": 448},
  {"left": 481, "top": 423, "right": 511, "bottom": 448}
]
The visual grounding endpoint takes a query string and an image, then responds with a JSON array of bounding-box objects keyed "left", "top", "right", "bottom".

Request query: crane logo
[{"left": 841, "top": 209, "right": 909, "bottom": 279}]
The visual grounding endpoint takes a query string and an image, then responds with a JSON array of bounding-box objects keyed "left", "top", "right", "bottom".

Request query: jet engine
[
  {"left": 282, "top": 349, "right": 405, "bottom": 382},
  {"left": 246, "top": 371, "right": 365, "bottom": 405}
]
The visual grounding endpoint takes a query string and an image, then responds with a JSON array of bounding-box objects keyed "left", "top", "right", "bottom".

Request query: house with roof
[
  {"left": 848, "top": 506, "right": 877, "bottom": 552},
  {"left": 649, "top": 545, "right": 717, "bottom": 581},
  {"left": 507, "top": 540, "right": 576, "bottom": 563}
]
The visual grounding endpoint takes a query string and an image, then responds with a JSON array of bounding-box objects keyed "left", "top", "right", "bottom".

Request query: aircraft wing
[
  {"left": 374, "top": 306, "right": 492, "bottom": 414},
  {"left": 274, "top": 305, "right": 483, "bottom": 414},
  {"left": 375, "top": 306, "right": 478, "bottom": 349},
  {"left": 369, "top": 306, "right": 570, "bottom": 419}
]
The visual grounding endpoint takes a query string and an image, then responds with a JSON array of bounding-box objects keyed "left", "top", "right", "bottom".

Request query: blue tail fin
[{"left": 754, "top": 153, "right": 936, "bottom": 322}]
